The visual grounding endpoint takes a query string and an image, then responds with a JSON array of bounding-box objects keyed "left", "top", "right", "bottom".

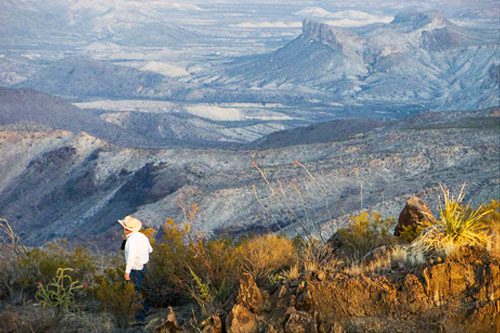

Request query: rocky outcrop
[
  {"left": 226, "top": 249, "right": 499, "bottom": 333},
  {"left": 301, "top": 19, "right": 343, "bottom": 50},
  {"left": 236, "top": 273, "right": 269, "bottom": 314},
  {"left": 394, "top": 196, "right": 435, "bottom": 237},
  {"left": 283, "top": 307, "right": 316, "bottom": 333},
  {"left": 226, "top": 273, "right": 269, "bottom": 333}
]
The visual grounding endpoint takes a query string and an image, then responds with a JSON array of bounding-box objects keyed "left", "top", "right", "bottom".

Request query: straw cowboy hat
[{"left": 118, "top": 215, "right": 143, "bottom": 232}]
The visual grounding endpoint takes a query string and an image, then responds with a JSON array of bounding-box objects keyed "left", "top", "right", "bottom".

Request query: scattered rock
[
  {"left": 226, "top": 304, "right": 259, "bottom": 333},
  {"left": 155, "top": 307, "right": 182, "bottom": 333},
  {"left": 284, "top": 307, "right": 317, "bottom": 333},
  {"left": 200, "top": 315, "right": 223, "bottom": 333}
]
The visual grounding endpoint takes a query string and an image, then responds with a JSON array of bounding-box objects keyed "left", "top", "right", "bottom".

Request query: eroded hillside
[{"left": 0, "top": 109, "right": 498, "bottom": 247}]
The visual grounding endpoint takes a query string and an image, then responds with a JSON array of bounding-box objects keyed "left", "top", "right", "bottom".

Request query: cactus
[{"left": 35, "top": 267, "right": 83, "bottom": 313}]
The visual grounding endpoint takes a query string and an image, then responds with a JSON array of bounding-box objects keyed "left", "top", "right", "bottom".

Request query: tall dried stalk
[{"left": 251, "top": 160, "right": 336, "bottom": 241}]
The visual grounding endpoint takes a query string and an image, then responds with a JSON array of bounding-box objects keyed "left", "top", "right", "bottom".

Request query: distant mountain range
[
  {"left": 3, "top": 8, "right": 498, "bottom": 114},
  {"left": 0, "top": 0, "right": 204, "bottom": 46},
  {"left": 206, "top": 12, "right": 499, "bottom": 110}
]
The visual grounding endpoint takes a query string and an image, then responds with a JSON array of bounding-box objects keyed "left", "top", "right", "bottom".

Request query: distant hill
[
  {"left": 0, "top": 88, "right": 286, "bottom": 148},
  {"left": 247, "top": 108, "right": 500, "bottom": 149},
  {"left": 248, "top": 118, "right": 386, "bottom": 149},
  {"left": 0, "top": 87, "right": 154, "bottom": 147}
]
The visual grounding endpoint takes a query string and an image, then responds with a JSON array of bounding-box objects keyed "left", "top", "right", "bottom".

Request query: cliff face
[
  {"left": 301, "top": 19, "right": 344, "bottom": 50},
  {"left": 301, "top": 19, "right": 369, "bottom": 76}
]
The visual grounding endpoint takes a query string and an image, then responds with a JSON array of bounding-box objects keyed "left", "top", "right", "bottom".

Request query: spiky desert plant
[
  {"left": 414, "top": 185, "right": 493, "bottom": 254},
  {"left": 284, "top": 263, "right": 300, "bottom": 281},
  {"left": 36, "top": 268, "right": 83, "bottom": 313}
]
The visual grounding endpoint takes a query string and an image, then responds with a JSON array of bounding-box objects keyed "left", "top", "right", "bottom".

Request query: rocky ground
[{"left": 212, "top": 247, "right": 500, "bottom": 333}]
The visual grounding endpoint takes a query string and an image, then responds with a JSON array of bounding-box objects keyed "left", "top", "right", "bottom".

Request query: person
[{"left": 118, "top": 215, "right": 153, "bottom": 323}]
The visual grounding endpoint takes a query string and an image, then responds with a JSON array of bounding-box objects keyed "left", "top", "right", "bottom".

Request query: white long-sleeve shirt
[{"left": 124, "top": 232, "right": 153, "bottom": 274}]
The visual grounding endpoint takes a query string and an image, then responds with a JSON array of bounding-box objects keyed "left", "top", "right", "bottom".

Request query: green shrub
[
  {"left": 333, "top": 211, "right": 397, "bottom": 259},
  {"left": 144, "top": 219, "right": 240, "bottom": 312},
  {"left": 185, "top": 238, "right": 243, "bottom": 317},
  {"left": 17, "top": 242, "right": 96, "bottom": 296},
  {"left": 92, "top": 267, "right": 141, "bottom": 328},
  {"left": 143, "top": 218, "right": 192, "bottom": 307},
  {"left": 144, "top": 217, "right": 295, "bottom": 316}
]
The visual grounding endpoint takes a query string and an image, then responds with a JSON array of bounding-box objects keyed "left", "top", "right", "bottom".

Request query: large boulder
[{"left": 394, "top": 196, "right": 435, "bottom": 238}]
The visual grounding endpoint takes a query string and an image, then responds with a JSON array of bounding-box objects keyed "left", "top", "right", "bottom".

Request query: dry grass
[
  {"left": 390, "top": 245, "right": 408, "bottom": 263},
  {"left": 284, "top": 263, "right": 301, "bottom": 281},
  {"left": 251, "top": 160, "right": 336, "bottom": 241},
  {"left": 344, "top": 263, "right": 363, "bottom": 276}
]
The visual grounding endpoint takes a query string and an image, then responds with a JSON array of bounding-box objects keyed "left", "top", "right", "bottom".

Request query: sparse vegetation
[
  {"left": 17, "top": 243, "right": 96, "bottom": 294},
  {"left": 0, "top": 185, "right": 498, "bottom": 331},
  {"left": 145, "top": 216, "right": 294, "bottom": 322},
  {"left": 236, "top": 234, "right": 295, "bottom": 283}
]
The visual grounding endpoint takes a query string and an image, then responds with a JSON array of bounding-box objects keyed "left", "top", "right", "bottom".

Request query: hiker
[{"left": 118, "top": 215, "right": 153, "bottom": 322}]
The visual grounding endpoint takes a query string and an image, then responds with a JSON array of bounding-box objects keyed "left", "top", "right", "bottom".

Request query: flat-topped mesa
[{"left": 301, "top": 19, "right": 343, "bottom": 50}]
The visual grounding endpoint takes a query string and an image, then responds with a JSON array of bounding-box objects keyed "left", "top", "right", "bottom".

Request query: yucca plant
[{"left": 414, "top": 184, "right": 493, "bottom": 255}]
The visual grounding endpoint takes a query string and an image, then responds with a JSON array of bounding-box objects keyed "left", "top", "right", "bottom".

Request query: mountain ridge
[{"left": 0, "top": 107, "right": 497, "bottom": 246}]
